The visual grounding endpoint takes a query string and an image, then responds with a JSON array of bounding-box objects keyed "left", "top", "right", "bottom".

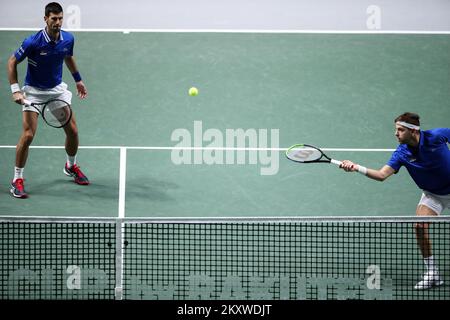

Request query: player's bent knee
[
  {"left": 65, "top": 122, "right": 79, "bottom": 137},
  {"left": 70, "top": 127, "right": 79, "bottom": 137},
  {"left": 21, "top": 131, "right": 35, "bottom": 146}
]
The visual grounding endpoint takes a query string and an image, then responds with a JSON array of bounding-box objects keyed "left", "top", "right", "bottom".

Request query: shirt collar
[
  {"left": 42, "top": 28, "right": 64, "bottom": 43},
  {"left": 418, "top": 130, "right": 424, "bottom": 148},
  {"left": 406, "top": 131, "right": 423, "bottom": 154}
]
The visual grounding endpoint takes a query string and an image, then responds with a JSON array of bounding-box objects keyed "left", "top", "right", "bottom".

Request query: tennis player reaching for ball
[
  {"left": 7, "top": 2, "right": 89, "bottom": 198},
  {"left": 339, "top": 112, "right": 450, "bottom": 290}
]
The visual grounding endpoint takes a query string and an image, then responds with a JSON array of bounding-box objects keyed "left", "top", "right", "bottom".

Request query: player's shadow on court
[
  {"left": 125, "top": 177, "right": 179, "bottom": 202},
  {"left": 28, "top": 177, "right": 178, "bottom": 202},
  {"left": 33, "top": 178, "right": 119, "bottom": 200}
]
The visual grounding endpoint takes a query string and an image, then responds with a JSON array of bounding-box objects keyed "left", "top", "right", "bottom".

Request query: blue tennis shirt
[
  {"left": 387, "top": 128, "right": 450, "bottom": 195},
  {"left": 14, "top": 29, "right": 74, "bottom": 89}
]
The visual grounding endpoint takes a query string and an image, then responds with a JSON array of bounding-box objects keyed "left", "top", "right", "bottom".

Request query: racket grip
[
  {"left": 22, "top": 99, "right": 32, "bottom": 106},
  {"left": 330, "top": 159, "right": 342, "bottom": 166}
]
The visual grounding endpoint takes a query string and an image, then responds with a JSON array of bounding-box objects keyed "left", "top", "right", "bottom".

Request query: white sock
[
  {"left": 13, "top": 167, "right": 24, "bottom": 182},
  {"left": 424, "top": 256, "right": 438, "bottom": 273},
  {"left": 66, "top": 155, "right": 77, "bottom": 168}
]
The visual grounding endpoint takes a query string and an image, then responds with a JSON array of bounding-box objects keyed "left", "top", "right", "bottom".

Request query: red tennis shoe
[{"left": 64, "top": 163, "right": 90, "bottom": 185}]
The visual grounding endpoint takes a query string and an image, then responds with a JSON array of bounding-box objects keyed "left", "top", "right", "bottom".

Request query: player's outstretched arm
[{"left": 340, "top": 160, "right": 395, "bottom": 182}]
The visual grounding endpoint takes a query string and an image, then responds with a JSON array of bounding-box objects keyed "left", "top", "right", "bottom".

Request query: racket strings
[
  {"left": 43, "top": 101, "right": 72, "bottom": 127},
  {"left": 287, "top": 147, "right": 322, "bottom": 162}
]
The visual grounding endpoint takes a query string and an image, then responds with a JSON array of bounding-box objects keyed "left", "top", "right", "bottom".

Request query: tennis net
[{"left": 1, "top": 216, "right": 449, "bottom": 300}]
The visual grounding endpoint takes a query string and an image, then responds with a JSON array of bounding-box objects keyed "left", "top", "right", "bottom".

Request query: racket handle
[
  {"left": 22, "top": 99, "right": 32, "bottom": 106},
  {"left": 330, "top": 159, "right": 342, "bottom": 166}
]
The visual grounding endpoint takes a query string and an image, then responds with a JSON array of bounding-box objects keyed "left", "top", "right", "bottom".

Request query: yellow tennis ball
[{"left": 189, "top": 87, "right": 198, "bottom": 96}]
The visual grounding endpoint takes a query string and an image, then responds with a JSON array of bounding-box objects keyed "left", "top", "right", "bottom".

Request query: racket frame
[
  {"left": 285, "top": 144, "right": 342, "bottom": 166},
  {"left": 23, "top": 99, "right": 72, "bottom": 128}
]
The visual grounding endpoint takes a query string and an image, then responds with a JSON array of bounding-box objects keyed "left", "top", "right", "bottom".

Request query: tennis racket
[
  {"left": 285, "top": 144, "right": 342, "bottom": 167},
  {"left": 23, "top": 99, "right": 72, "bottom": 128}
]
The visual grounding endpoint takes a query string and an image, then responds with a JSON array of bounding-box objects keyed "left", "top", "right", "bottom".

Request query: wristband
[
  {"left": 11, "top": 83, "right": 21, "bottom": 93},
  {"left": 358, "top": 165, "right": 368, "bottom": 176},
  {"left": 72, "top": 71, "right": 82, "bottom": 82}
]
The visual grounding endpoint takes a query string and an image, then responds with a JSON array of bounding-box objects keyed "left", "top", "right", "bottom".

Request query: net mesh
[
  {"left": 1, "top": 217, "right": 449, "bottom": 300},
  {"left": 0, "top": 221, "right": 116, "bottom": 299}
]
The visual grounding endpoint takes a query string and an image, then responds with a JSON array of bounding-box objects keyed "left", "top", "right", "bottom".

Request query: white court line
[
  {"left": 0, "top": 28, "right": 449, "bottom": 34},
  {"left": 0, "top": 145, "right": 395, "bottom": 151},
  {"left": 116, "top": 148, "right": 127, "bottom": 300},
  {"left": 118, "top": 147, "right": 127, "bottom": 219},
  {"left": 1, "top": 28, "right": 450, "bottom": 34}
]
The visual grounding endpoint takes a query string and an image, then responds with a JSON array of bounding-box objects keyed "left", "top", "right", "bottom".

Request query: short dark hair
[
  {"left": 45, "top": 2, "right": 63, "bottom": 17},
  {"left": 395, "top": 112, "right": 420, "bottom": 126}
]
